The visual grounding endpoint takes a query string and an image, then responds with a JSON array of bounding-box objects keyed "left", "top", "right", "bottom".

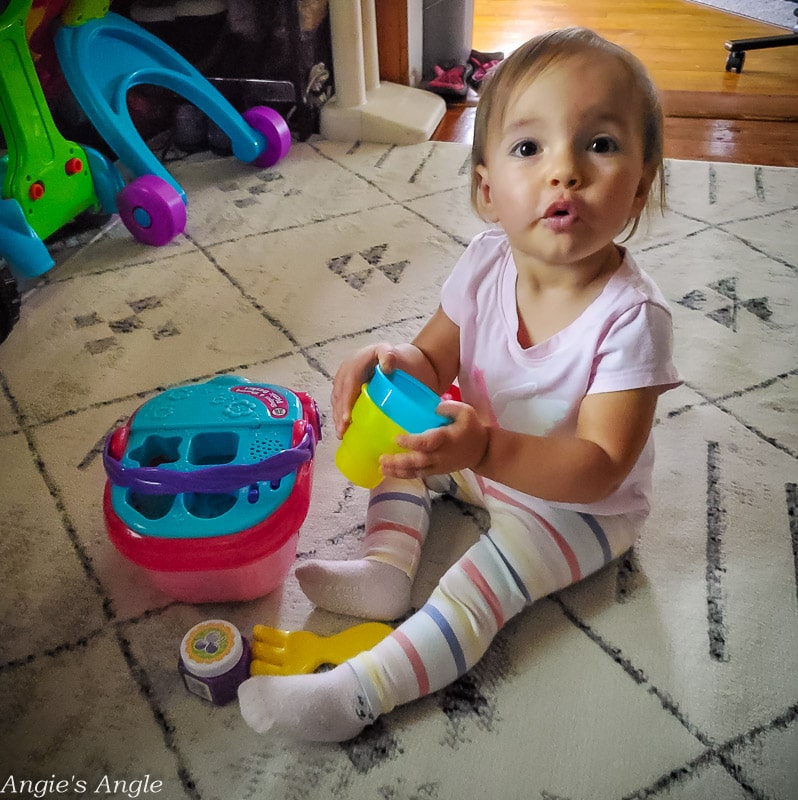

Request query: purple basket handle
[{"left": 103, "top": 425, "right": 316, "bottom": 495}]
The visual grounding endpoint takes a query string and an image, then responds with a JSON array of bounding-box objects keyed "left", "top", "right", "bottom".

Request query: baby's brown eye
[
  {"left": 590, "top": 136, "right": 619, "bottom": 154},
  {"left": 512, "top": 140, "right": 539, "bottom": 158}
]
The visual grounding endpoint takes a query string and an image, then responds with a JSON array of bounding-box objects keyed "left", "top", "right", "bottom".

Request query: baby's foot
[
  {"left": 238, "top": 665, "right": 374, "bottom": 742},
  {"left": 296, "top": 558, "right": 412, "bottom": 620}
]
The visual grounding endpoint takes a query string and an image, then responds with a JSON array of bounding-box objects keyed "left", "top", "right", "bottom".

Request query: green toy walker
[{"left": 0, "top": 0, "right": 291, "bottom": 343}]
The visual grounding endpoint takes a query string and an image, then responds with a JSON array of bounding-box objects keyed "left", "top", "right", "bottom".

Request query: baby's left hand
[{"left": 379, "top": 400, "right": 490, "bottom": 479}]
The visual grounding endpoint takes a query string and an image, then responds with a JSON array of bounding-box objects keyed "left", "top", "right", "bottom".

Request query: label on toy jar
[
  {"left": 230, "top": 385, "right": 291, "bottom": 418},
  {"left": 179, "top": 620, "right": 250, "bottom": 705}
]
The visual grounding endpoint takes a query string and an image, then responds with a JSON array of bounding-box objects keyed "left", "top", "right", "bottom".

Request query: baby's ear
[
  {"left": 475, "top": 164, "right": 500, "bottom": 222},
  {"left": 632, "top": 161, "right": 658, "bottom": 215}
]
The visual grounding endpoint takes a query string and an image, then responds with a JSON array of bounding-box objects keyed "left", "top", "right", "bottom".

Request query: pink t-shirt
[{"left": 441, "top": 228, "right": 681, "bottom": 517}]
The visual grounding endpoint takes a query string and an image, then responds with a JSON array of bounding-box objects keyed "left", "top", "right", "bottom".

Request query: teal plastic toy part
[
  {"left": 0, "top": 0, "right": 101, "bottom": 245},
  {"left": 367, "top": 365, "right": 451, "bottom": 433},
  {"left": 0, "top": 145, "right": 119, "bottom": 279},
  {"left": 54, "top": 12, "right": 270, "bottom": 200},
  {"left": 0, "top": 193, "right": 54, "bottom": 279},
  {"left": 109, "top": 376, "right": 308, "bottom": 539},
  {"left": 83, "top": 146, "right": 125, "bottom": 214}
]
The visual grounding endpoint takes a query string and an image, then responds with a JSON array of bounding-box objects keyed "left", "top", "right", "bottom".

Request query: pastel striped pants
[{"left": 348, "top": 472, "right": 642, "bottom": 717}]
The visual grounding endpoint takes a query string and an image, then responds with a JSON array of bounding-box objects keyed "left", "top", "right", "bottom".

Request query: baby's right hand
[{"left": 331, "top": 343, "right": 398, "bottom": 438}]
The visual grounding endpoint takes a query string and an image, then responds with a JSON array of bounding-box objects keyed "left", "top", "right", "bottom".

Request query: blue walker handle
[{"left": 103, "top": 426, "right": 316, "bottom": 495}]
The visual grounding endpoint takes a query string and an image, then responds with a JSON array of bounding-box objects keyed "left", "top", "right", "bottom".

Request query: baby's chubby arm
[
  {"left": 330, "top": 307, "right": 461, "bottom": 439},
  {"left": 383, "top": 386, "right": 661, "bottom": 505}
]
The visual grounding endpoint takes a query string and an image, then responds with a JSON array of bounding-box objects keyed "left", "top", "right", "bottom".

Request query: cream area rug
[
  {"left": 687, "top": 0, "right": 798, "bottom": 28},
  {"left": 0, "top": 139, "right": 796, "bottom": 800}
]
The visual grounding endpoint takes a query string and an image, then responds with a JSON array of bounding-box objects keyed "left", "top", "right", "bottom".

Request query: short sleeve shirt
[{"left": 440, "top": 228, "right": 681, "bottom": 516}]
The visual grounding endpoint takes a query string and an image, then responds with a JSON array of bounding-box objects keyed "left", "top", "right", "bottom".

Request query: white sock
[
  {"left": 238, "top": 664, "right": 375, "bottom": 742},
  {"left": 296, "top": 558, "right": 412, "bottom": 621}
]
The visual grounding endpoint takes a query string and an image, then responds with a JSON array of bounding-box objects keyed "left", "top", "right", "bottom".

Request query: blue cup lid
[{"left": 366, "top": 365, "right": 450, "bottom": 433}]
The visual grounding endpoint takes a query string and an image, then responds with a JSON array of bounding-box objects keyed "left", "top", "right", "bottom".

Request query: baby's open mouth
[
  {"left": 543, "top": 201, "right": 578, "bottom": 228},
  {"left": 545, "top": 200, "right": 576, "bottom": 219}
]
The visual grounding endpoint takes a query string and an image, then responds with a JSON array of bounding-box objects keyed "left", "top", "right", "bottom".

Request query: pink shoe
[
  {"left": 468, "top": 49, "right": 504, "bottom": 87},
  {"left": 425, "top": 63, "right": 473, "bottom": 98}
]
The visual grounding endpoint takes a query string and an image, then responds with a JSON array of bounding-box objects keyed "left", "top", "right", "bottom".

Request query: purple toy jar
[{"left": 178, "top": 620, "right": 251, "bottom": 705}]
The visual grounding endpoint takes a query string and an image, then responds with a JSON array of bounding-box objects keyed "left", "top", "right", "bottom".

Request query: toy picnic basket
[{"left": 103, "top": 375, "right": 321, "bottom": 602}]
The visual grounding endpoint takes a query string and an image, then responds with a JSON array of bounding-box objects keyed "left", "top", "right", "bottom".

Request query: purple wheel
[
  {"left": 243, "top": 106, "right": 291, "bottom": 168},
  {"left": 117, "top": 175, "right": 187, "bottom": 246}
]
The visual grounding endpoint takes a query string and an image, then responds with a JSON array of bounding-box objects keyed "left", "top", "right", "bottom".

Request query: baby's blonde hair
[{"left": 471, "top": 27, "right": 665, "bottom": 236}]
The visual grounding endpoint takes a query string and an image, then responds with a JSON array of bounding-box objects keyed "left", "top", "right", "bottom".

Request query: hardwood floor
[{"left": 430, "top": 0, "right": 798, "bottom": 167}]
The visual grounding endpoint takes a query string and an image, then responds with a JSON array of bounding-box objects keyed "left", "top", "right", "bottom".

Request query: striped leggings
[{"left": 348, "top": 472, "right": 642, "bottom": 717}]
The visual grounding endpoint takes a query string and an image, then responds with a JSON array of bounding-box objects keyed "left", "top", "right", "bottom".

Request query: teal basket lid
[{"left": 107, "top": 376, "right": 311, "bottom": 538}]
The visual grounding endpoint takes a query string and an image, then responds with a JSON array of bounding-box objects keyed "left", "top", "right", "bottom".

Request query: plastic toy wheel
[
  {"left": 243, "top": 106, "right": 291, "bottom": 168},
  {"left": 725, "top": 51, "right": 745, "bottom": 73},
  {"left": 0, "top": 264, "right": 21, "bottom": 345},
  {"left": 117, "top": 175, "right": 187, "bottom": 246}
]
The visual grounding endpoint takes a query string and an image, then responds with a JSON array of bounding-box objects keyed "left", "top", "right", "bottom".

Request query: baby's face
[{"left": 476, "top": 52, "right": 655, "bottom": 270}]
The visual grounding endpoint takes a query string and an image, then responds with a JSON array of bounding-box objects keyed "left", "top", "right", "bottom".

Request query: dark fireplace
[
  {"left": 24, "top": 0, "right": 334, "bottom": 155},
  {"left": 113, "top": 0, "right": 333, "bottom": 144}
]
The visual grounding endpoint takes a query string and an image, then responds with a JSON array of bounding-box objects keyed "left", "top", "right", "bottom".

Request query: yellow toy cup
[
  {"left": 335, "top": 366, "right": 451, "bottom": 489},
  {"left": 335, "top": 386, "right": 408, "bottom": 488}
]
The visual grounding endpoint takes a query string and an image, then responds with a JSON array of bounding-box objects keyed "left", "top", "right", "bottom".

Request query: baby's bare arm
[{"left": 383, "top": 386, "right": 660, "bottom": 504}]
